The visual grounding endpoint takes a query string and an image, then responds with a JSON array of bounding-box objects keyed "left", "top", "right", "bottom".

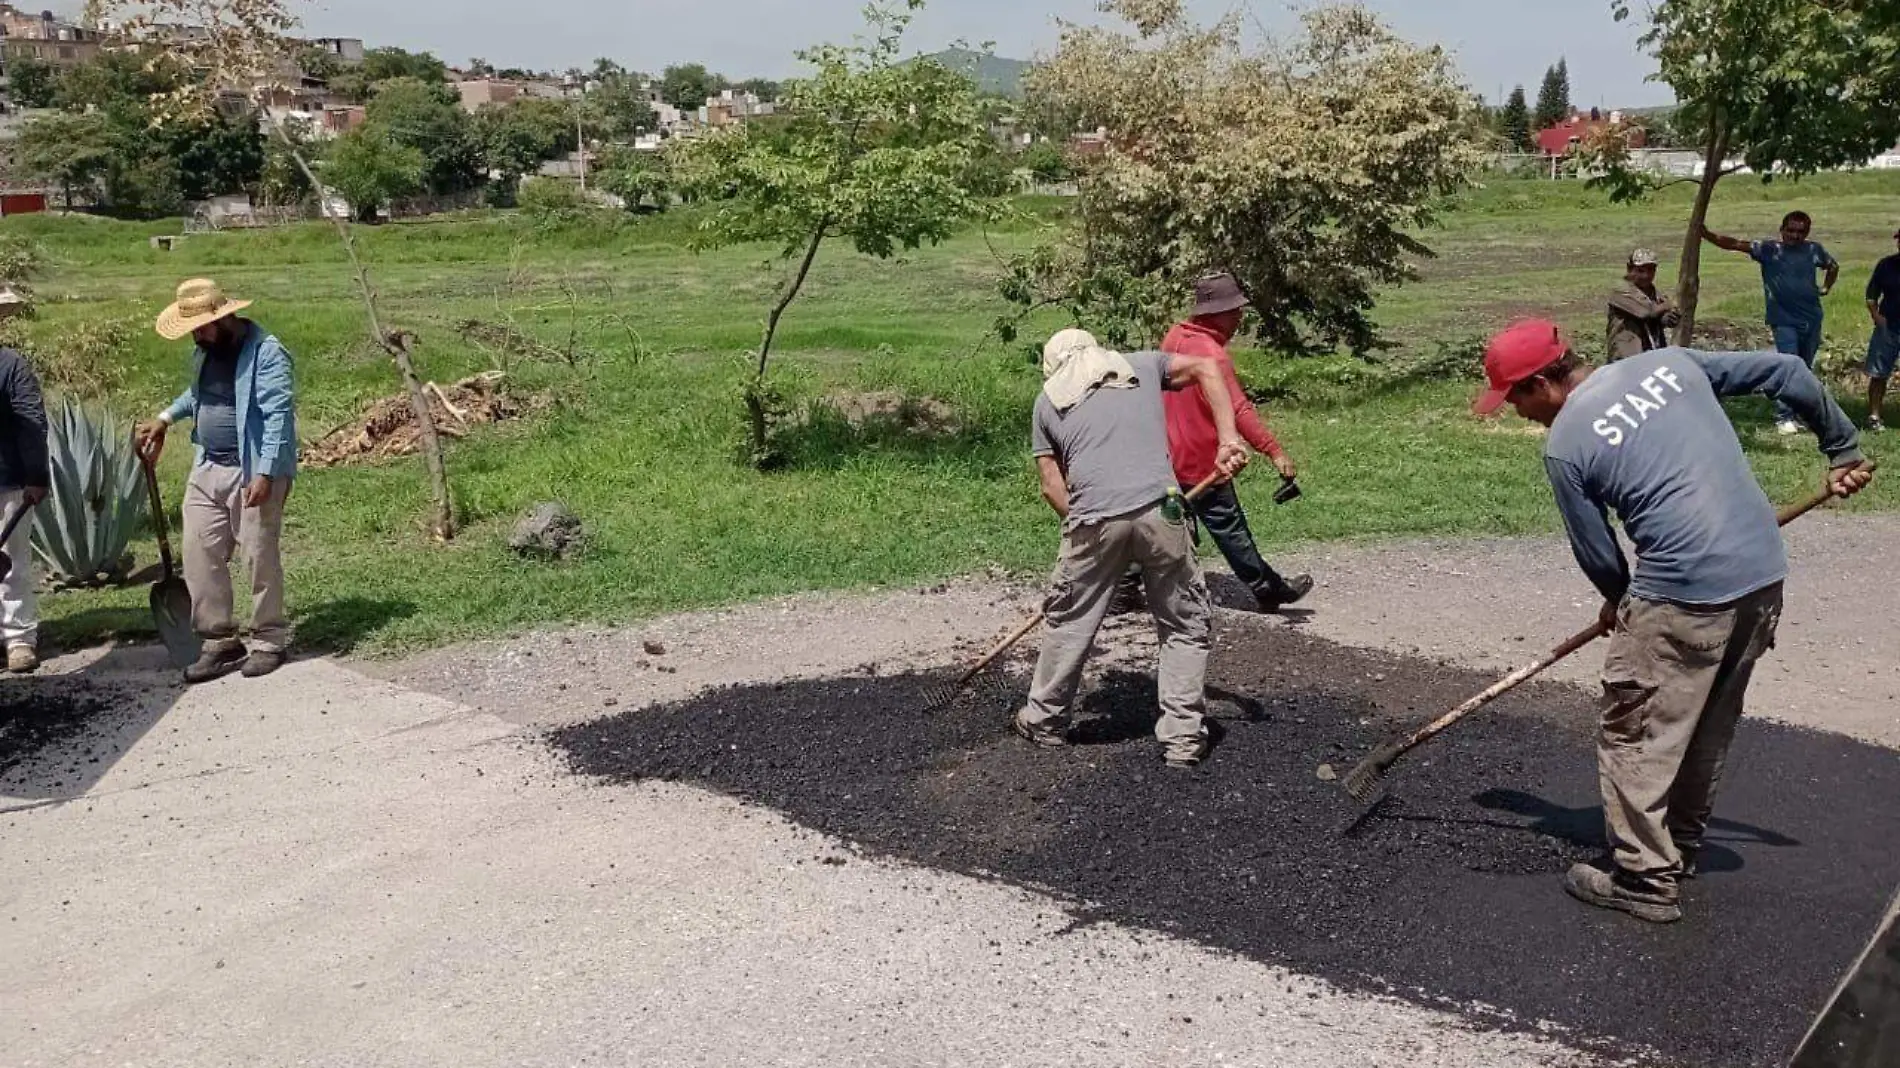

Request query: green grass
[{"left": 20, "top": 172, "right": 1899, "bottom": 655}]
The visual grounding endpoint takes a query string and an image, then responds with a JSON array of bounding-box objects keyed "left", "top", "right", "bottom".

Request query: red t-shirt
[{"left": 1161, "top": 320, "right": 1285, "bottom": 487}]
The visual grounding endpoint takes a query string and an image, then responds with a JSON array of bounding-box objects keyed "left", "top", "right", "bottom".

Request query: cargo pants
[
  {"left": 1020, "top": 499, "right": 1214, "bottom": 759},
  {"left": 1598, "top": 583, "right": 1784, "bottom": 895},
  {"left": 182, "top": 462, "right": 291, "bottom": 654}
]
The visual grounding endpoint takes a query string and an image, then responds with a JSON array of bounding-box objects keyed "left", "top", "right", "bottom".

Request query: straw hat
[{"left": 155, "top": 278, "right": 251, "bottom": 341}]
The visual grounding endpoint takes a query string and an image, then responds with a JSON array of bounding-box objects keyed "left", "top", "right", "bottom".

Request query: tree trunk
[
  {"left": 744, "top": 218, "right": 830, "bottom": 466},
  {"left": 265, "top": 112, "right": 456, "bottom": 541},
  {"left": 1675, "top": 115, "right": 1731, "bottom": 345}
]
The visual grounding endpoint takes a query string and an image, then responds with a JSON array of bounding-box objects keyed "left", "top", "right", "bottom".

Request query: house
[
  {"left": 0, "top": 4, "right": 104, "bottom": 70},
  {"left": 698, "top": 89, "right": 774, "bottom": 128},
  {"left": 455, "top": 79, "right": 523, "bottom": 112},
  {"left": 1536, "top": 109, "right": 1648, "bottom": 157},
  {"left": 306, "top": 37, "right": 365, "bottom": 65}
]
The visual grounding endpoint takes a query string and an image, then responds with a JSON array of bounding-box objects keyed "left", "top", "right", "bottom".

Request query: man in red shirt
[{"left": 1161, "top": 273, "right": 1313, "bottom": 612}]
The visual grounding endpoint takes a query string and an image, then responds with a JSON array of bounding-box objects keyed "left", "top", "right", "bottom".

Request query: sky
[{"left": 288, "top": 0, "right": 1668, "bottom": 108}]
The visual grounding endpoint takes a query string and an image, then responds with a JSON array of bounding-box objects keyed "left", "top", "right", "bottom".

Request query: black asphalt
[{"left": 548, "top": 623, "right": 1900, "bottom": 1067}]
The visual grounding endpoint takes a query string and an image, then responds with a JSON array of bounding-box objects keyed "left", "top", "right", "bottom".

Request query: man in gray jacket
[
  {"left": 1474, "top": 318, "right": 1873, "bottom": 924},
  {"left": 1605, "top": 248, "right": 1678, "bottom": 360}
]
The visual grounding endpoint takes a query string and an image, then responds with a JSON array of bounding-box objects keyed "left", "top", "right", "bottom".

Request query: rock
[
  {"left": 643, "top": 640, "right": 667, "bottom": 656},
  {"left": 1315, "top": 764, "right": 1338, "bottom": 782},
  {"left": 509, "top": 502, "right": 584, "bottom": 561}
]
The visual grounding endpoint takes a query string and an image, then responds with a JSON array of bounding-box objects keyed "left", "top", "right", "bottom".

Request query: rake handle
[
  {"left": 1371, "top": 463, "right": 1876, "bottom": 767},
  {"left": 954, "top": 470, "right": 1237, "bottom": 683}
]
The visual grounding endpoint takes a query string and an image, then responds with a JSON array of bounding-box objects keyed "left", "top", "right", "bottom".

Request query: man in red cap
[
  {"left": 1159, "top": 272, "right": 1313, "bottom": 612},
  {"left": 1476, "top": 318, "right": 1872, "bottom": 923}
]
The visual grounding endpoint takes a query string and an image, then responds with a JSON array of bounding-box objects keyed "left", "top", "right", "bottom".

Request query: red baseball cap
[{"left": 1473, "top": 319, "right": 1570, "bottom": 415}]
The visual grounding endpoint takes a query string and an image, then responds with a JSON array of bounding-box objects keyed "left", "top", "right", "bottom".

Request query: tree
[
  {"left": 1600, "top": 0, "right": 1900, "bottom": 341},
  {"left": 330, "top": 46, "right": 448, "bottom": 102},
  {"left": 8, "top": 56, "right": 60, "bottom": 108},
  {"left": 660, "top": 63, "right": 724, "bottom": 109},
  {"left": 365, "top": 76, "right": 485, "bottom": 194},
  {"left": 1534, "top": 58, "right": 1571, "bottom": 131},
  {"left": 1019, "top": 140, "right": 1074, "bottom": 184},
  {"left": 476, "top": 98, "right": 573, "bottom": 202},
  {"left": 673, "top": 0, "right": 999, "bottom": 467},
  {"left": 324, "top": 125, "right": 425, "bottom": 221},
  {"left": 257, "top": 118, "right": 316, "bottom": 205},
  {"left": 1500, "top": 84, "right": 1532, "bottom": 152},
  {"left": 169, "top": 109, "right": 266, "bottom": 202},
  {"left": 583, "top": 77, "right": 659, "bottom": 142},
  {"left": 734, "top": 77, "right": 782, "bottom": 101},
  {"left": 998, "top": 0, "right": 1483, "bottom": 357},
  {"left": 87, "top": 0, "right": 460, "bottom": 540},
  {"left": 596, "top": 148, "right": 672, "bottom": 212},
  {"left": 15, "top": 111, "right": 113, "bottom": 208},
  {"left": 466, "top": 57, "right": 495, "bottom": 77}
]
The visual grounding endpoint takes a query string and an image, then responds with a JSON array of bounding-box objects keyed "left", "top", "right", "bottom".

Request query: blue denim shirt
[{"left": 163, "top": 320, "right": 298, "bottom": 481}]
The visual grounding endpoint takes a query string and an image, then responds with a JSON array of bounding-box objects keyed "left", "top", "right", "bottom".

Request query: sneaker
[
  {"left": 7, "top": 645, "right": 38, "bottom": 674},
  {"left": 1562, "top": 863, "right": 1682, "bottom": 924},
  {"left": 241, "top": 649, "right": 286, "bottom": 679},
  {"left": 1870, "top": 418, "right": 1886, "bottom": 434},
  {"left": 184, "top": 643, "right": 248, "bottom": 685},
  {"left": 1165, "top": 737, "right": 1212, "bottom": 769},
  {"left": 1011, "top": 710, "right": 1068, "bottom": 749},
  {"left": 1776, "top": 420, "right": 1803, "bottom": 436},
  {"left": 1256, "top": 574, "right": 1315, "bottom": 613}
]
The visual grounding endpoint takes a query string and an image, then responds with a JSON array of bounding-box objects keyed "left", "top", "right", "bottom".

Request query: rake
[
  {"left": 1340, "top": 463, "right": 1877, "bottom": 804},
  {"left": 920, "top": 469, "right": 1233, "bottom": 713}
]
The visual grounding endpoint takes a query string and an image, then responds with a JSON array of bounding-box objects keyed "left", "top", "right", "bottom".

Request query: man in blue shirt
[
  {"left": 1473, "top": 319, "right": 1872, "bottom": 924},
  {"left": 1702, "top": 211, "right": 1840, "bottom": 434},
  {"left": 135, "top": 279, "right": 299, "bottom": 685},
  {"left": 1864, "top": 228, "right": 1900, "bottom": 433}
]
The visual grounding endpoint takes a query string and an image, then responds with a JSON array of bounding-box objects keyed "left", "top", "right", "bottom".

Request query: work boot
[
  {"left": 1164, "top": 735, "right": 1212, "bottom": 769},
  {"left": 1562, "top": 863, "right": 1682, "bottom": 924},
  {"left": 184, "top": 642, "right": 248, "bottom": 685},
  {"left": 1675, "top": 841, "right": 1700, "bottom": 880},
  {"left": 1012, "top": 710, "right": 1069, "bottom": 749},
  {"left": 7, "top": 644, "right": 39, "bottom": 674},
  {"left": 241, "top": 649, "right": 286, "bottom": 679},
  {"left": 1256, "top": 574, "right": 1315, "bottom": 613}
]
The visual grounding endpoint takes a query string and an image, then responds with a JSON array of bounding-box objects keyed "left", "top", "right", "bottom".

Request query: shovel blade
[{"left": 151, "top": 579, "right": 199, "bottom": 668}]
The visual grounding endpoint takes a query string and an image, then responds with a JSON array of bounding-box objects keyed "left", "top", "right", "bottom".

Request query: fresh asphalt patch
[{"left": 548, "top": 623, "right": 1900, "bottom": 1067}]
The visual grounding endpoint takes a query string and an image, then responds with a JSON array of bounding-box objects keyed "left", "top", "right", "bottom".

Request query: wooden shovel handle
[{"left": 139, "top": 454, "right": 179, "bottom": 581}]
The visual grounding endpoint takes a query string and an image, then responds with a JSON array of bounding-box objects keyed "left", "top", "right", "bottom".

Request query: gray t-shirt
[
  {"left": 1031, "top": 350, "right": 1181, "bottom": 525},
  {"left": 1544, "top": 347, "right": 1863, "bottom": 606},
  {"left": 196, "top": 347, "right": 241, "bottom": 467}
]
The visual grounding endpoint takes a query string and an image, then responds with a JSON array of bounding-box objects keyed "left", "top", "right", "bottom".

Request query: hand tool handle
[
  {"left": 140, "top": 454, "right": 179, "bottom": 581},
  {"left": 1381, "top": 459, "right": 1879, "bottom": 760},
  {"left": 0, "top": 496, "right": 34, "bottom": 547}
]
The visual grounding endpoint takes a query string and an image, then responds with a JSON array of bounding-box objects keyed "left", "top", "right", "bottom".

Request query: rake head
[
  {"left": 919, "top": 668, "right": 1022, "bottom": 715},
  {"left": 1341, "top": 740, "right": 1408, "bottom": 803}
]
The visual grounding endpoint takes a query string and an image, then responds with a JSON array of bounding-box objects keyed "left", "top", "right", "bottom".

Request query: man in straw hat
[
  {"left": 1018, "top": 328, "right": 1248, "bottom": 769},
  {"left": 1606, "top": 248, "right": 1679, "bottom": 361},
  {"left": 135, "top": 279, "right": 299, "bottom": 684},
  {"left": 1473, "top": 318, "right": 1871, "bottom": 923},
  {"left": 1161, "top": 271, "right": 1313, "bottom": 612},
  {"left": 0, "top": 287, "right": 49, "bottom": 673}
]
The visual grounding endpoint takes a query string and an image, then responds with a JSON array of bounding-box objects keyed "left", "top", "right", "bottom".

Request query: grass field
[{"left": 14, "top": 172, "right": 1897, "bottom": 654}]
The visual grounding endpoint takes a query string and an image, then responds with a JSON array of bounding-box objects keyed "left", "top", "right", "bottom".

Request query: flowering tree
[{"left": 998, "top": 0, "right": 1484, "bottom": 357}]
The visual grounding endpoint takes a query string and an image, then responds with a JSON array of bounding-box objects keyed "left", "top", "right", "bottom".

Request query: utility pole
[{"left": 578, "top": 108, "right": 587, "bottom": 192}]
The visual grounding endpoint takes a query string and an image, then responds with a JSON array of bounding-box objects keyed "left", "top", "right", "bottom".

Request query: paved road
[{"left": 8, "top": 516, "right": 1896, "bottom": 1068}]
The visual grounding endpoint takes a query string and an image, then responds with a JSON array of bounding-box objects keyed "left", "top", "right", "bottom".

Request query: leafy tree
[
  {"left": 1598, "top": 0, "right": 1900, "bottom": 340},
  {"left": 476, "top": 98, "right": 574, "bottom": 203},
  {"left": 330, "top": 46, "right": 448, "bottom": 102},
  {"left": 366, "top": 77, "right": 485, "bottom": 194},
  {"left": 591, "top": 57, "right": 627, "bottom": 81},
  {"left": 324, "top": 124, "right": 425, "bottom": 221},
  {"left": 1000, "top": 0, "right": 1483, "bottom": 357},
  {"left": 585, "top": 78, "right": 660, "bottom": 142},
  {"left": 466, "top": 57, "right": 495, "bottom": 77},
  {"left": 7, "top": 56, "right": 60, "bottom": 108},
  {"left": 661, "top": 62, "right": 725, "bottom": 109},
  {"left": 257, "top": 118, "right": 316, "bottom": 205},
  {"left": 1534, "top": 58, "right": 1571, "bottom": 131},
  {"left": 169, "top": 109, "right": 266, "bottom": 202},
  {"left": 673, "top": 0, "right": 999, "bottom": 467},
  {"left": 16, "top": 111, "right": 113, "bottom": 208},
  {"left": 1500, "top": 84, "right": 1532, "bottom": 152},
  {"left": 596, "top": 149, "right": 672, "bottom": 212},
  {"left": 1019, "top": 140, "right": 1074, "bottom": 184}
]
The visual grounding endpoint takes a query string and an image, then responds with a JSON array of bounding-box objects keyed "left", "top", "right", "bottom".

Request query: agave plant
[{"left": 31, "top": 395, "right": 145, "bottom": 588}]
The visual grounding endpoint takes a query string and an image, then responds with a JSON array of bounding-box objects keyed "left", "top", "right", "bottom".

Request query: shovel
[
  {"left": 0, "top": 497, "right": 36, "bottom": 583},
  {"left": 140, "top": 456, "right": 200, "bottom": 668}
]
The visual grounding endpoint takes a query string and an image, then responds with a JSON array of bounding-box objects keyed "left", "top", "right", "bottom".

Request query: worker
[
  {"left": 1473, "top": 319, "right": 1872, "bottom": 924},
  {"left": 1702, "top": 212, "right": 1840, "bottom": 434},
  {"left": 1606, "top": 248, "right": 1679, "bottom": 360},
  {"left": 135, "top": 279, "right": 299, "bottom": 684},
  {"left": 1863, "top": 226, "right": 1900, "bottom": 433},
  {"left": 1017, "top": 328, "right": 1248, "bottom": 769},
  {"left": 0, "top": 290, "right": 48, "bottom": 674},
  {"left": 1161, "top": 272, "right": 1313, "bottom": 612}
]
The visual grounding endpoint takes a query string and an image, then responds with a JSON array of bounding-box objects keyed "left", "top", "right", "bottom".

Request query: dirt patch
[
  {"left": 1694, "top": 318, "right": 1775, "bottom": 350},
  {"left": 547, "top": 621, "right": 1900, "bottom": 1068},
  {"left": 305, "top": 372, "right": 546, "bottom": 468},
  {"left": 817, "top": 390, "right": 961, "bottom": 436}
]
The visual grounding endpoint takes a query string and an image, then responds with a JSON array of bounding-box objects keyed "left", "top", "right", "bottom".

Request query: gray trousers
[
  {"left": 1021, "top": 502, "right": 1214, "bottom": 755},
  {"left": 1599, "top": 583, "right": 1784, "bottom": 894},
  {"left": 183, "top": 462, "right": 291, "bottom": 653}
]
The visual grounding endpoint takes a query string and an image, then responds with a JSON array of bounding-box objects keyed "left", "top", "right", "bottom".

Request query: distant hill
[{"left": 920, "top": 48, "right": 1032, "bottom": 98}]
